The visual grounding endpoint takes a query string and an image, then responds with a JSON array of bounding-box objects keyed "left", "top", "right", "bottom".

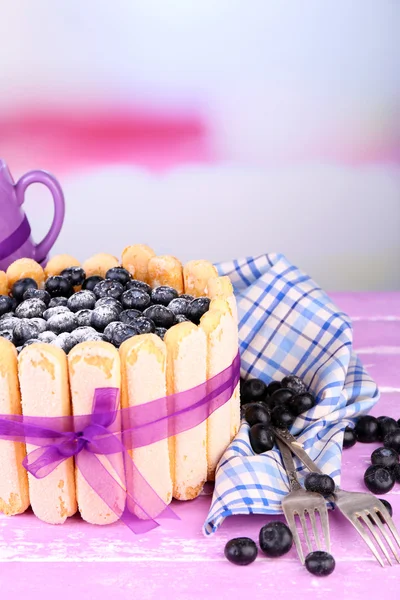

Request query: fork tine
[
  {"left": 351, "top": 516, "right": 385, "bottom": 567},
  {"left": 369, "top": 511, "right": 400, "bottom": 564},
  {"left": 309, "top": 510, "right": 321, "bottom": 550},
  {"left": 360, "top": 512, "right": 392, "bottom": 566},
  {"left": 299, "top": 512, "right": 313, "bottom": 554},
  {"left": 317, "top": 507, "right": 331, "bottom": 553},
  {"left": 283, "top": 509, "right": 305, "bottom": 564},
  {"left": 379, "top": 509, "right": 400, "bottom": 551}
]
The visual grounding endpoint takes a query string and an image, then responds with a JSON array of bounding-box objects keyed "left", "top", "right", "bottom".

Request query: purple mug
[{"left": 0, "top": 159, "right": 65, "bottom": 271}]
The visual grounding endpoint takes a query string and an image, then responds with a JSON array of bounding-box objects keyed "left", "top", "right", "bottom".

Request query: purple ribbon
[
  {"left": 0, "top": 215, "right": 31, "bottom": 260},
  {"left": 0, "top": 352, "right": 240, "bottom": 533}
]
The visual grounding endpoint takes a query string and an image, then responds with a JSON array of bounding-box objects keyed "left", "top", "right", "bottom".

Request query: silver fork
[
  {"left": 275, "top": 427, "right": 400, "bottom": 567},
  {"left": 277, "top": 437, "right": 331, "bottom": 563}
]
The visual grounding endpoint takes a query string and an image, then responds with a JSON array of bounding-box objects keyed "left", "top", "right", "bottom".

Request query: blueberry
[
  {"left": 120, "top": 309, "right": 142, "bottom": 324},
  {"left": 79, "top": 331, "right": 104, "bottom": 343},
  {"left": 343, "top": 426, "right": 357, "bottom": 449},
  {"left": 271, "top": 405, "right": 295, "bottom": 429},
  {"left": 105, "top": 267, "right": 131, "bottom": 286},
  {"left": 14, "top": 319, "right": 40, "bottom": 345},
  {"left": 15, "top": 299, "right": 46, "bottom": 319},
  {"left": 70, "top": 326, "right": 98, "bottom": 344},
  {"left": 23, "top": 288, "right": 51, "bottom": 305},
  {"left": 21, "top": 339, "right": 39, "bottom": 350},
  {"left": 43, "top": 306, "right": 70, "bottom": 320},
  {"left": 45, "top": 276, "right": 73, "bottom": 298},
  {"left": 249, "top": 424, "right": 275, "bottom": 453},
  {"left": 175, "top": 314, "right": 190, "bottom": 323},
  {"left": 37, "top": 331, "right": 57, "bottom": 343},
  {"left": 281, "top": 375, "right": 307, "bottom": 395},
  {"left": 0, "top": 295, "right": 14, "bottom": 317},
  {"left": 384, "top": 430, "right": 400, "bottom": 453},
  {"left": 82, "top": 275, "right": 103, "bottom": 292},
  {"left": 103, "top": 322, "right": 123, "bottom": 343},
  {"left": 151, "top": 286, "right": 178, "bottom": 306},
  {"left": 48, "top": 296, "right": 68, "bottom": 308},
  {"left": 371, "top": 447, "right": 399, "bottom": 470},
  {"left": 393, "top": 463, "right": 400, "bottom": 483},
  {"left": 143, "top": 305, "right": 175, "bottom": 328},
  {"left": 269, "top": 388, "right": 294, "bottom": 409},
  {"left": 267, "top": 380, "right": 281, "bottom": 396},
  {"left": 355, "top": 415, "right": 379, "bottom": 443},
  {"left": 60, "top": 267, "right": 86, "bottom": 287},
  {"left": 11, "top": 278, "right": 38, "bottom": 302},
  {"left": 110, "top": 323, "right": 137, "bottom": 347},
  {"left": 224, "top": 538, "right": 258, "bottom": 566},
  {"left": 0, "top": 330, "right": 14, "bottom": 343},
  {"left": 131, "top": 316, "right": 155, "bottom": 334},
  {"left": 0, "top": 315, "right": 19, "bottom": 331},
  {"left": 95, "top": 297, "right": 123, "bottom": 314},
  {"left": 259, "top": 521, "right": 293, "bottom": 557},
  {"left": 93, "top": 280, "right": 124, "bottom": 300},
  {"left": 30, "top": 318, "right": 47, "bottom": 334},
  {"left": 244, "top": 403, "right": 271, "bottom": 427},
  {"left": 241, "top": 379, "right": 268, "bottom": 405},
  {"left": 180, "top": 294, "right": 194, "bottom": 302},
  {"left": 288, "top": 392, "right": 316, "bottom": 416},
  {"left": 90, "top": 306, "right": 120, "bottom": 332},
  {"left": 51, "top": 332, "right": 75, "bottom": 353},
  {"left": 121, "top": 289, "right": 151, "bottom": 311},
  {"left": 364, "top": 465, "right": 395, "bottom": 494},
  {"left": 155, "top": 327, "right": 167, "bottom": 340},
  {"left": 377, "top": 417, "right": 398, "bottom": 441},
  {"left": 186, "top": 297, "right": 210, "bottom": 324},
  {"left": 168, "top": 297, "right": 190, "bottom": 316},
  {"left": 304, "top": 473, "right": 335, "bottom": 497},
  {"left": 125, "top": 280, "right": 152, "bottom": 294},
  {"left": 67, "top": 291, "right": 96, "bottom": 312},
  {"left": 47, "top": 312, "right": 77, "bottom": 335},
  {"left": 305, "top": 551, "right": 335, "bottom": 576},
  {"left": 75, "top": 309, "right": 93, "bottom": 328}
]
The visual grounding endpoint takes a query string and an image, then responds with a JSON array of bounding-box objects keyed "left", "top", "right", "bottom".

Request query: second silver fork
[{"left": 277, "top": 437, "right": 331, "bottom": 563}]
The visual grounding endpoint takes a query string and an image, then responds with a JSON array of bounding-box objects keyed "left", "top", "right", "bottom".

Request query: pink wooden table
[{"left": 1, "top": 293, "right": 399, "bottom": 600}]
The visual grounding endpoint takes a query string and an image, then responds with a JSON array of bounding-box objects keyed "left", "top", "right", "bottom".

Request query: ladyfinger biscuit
[
  {"left": 148, "top": 255, "right": 184, "bottom": 293},
  {"left": 120, "top": 334, "right": 172, "bottom": 517},
  {"left": 206, "top": 275, "right": 238, "bottom": 323},
  {"left": 82, "top": 253, "right": 119, "bottom": 279},
  {"left": 45, "top": 254, "right": 81, "bottom": 278},
  {"left": 183, "top": 260, "right": 218, "bottom": 297},
  {"left": 200, "top": 299, "right": 239, "bottom": 480},
  {"left": 210, "top": 298, "right": 241, "bottom": 439},
  {"left": 121, "top": 244, "right": 155, "bottom": 282},
  {"left": 6, "top": 258, "right": 45, "bottom": 289},
  {"left": 0, "top": 271, "right": 8, "bottom": 295},
  {"left": 18, "top": 344, "right": 76, "bottom": 523},
  {"left": 0, "top": 339, "right": 29, "bottom": 516},
  {"left": 164, "top": 322, "right": 207, "bottom": 500},
  {"left": 68, "top": 341, "right": 125, "bottom": 525}
]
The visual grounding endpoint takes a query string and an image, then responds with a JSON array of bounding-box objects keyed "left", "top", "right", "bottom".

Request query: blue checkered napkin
[{"left": 203, "top": 253, "right": 379, "bottom": 535}]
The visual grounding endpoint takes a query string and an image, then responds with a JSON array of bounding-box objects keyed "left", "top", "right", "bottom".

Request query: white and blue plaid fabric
[{"left": 204, "top": 253, "right": 379, "bottom": 535}]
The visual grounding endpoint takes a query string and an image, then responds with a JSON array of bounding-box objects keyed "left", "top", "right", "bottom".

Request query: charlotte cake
[{"left": 0, "top": 245, "right": 240, "bottom": 522}]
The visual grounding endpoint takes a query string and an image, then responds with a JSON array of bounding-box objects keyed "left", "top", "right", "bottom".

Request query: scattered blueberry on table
[
  {"left": 224, "top": 538, "right": 258, "bottom": 566},
  {"left": 259, "top": 522, "right": 293, "bottom": 557},
  {"left": 304, "top": 551, "right": 336, "bottom": 576},
  {"left": 304, "top": 473, "right": 335, "bottom": 497}
]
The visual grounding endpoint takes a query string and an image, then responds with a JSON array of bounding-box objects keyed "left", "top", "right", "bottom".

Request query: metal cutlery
[{"left": 274, "top": 427, "right": 400, "bottom": 567}]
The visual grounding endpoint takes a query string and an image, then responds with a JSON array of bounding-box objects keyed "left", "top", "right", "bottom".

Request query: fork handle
[
  {"left": 276, "top": 437, "right": 302, "bottom": 491},
  {"left": 274, "top": 428, "right": 324, "bottom": 476}
]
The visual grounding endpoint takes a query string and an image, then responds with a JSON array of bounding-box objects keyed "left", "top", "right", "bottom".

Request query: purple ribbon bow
[{"left": 0, "top": 352, "right": 240, "bottom": 533}]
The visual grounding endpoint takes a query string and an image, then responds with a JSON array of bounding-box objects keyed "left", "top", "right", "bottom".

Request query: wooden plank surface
[{"left": 0, "top": 292, "right": 399, "bottom": 599}]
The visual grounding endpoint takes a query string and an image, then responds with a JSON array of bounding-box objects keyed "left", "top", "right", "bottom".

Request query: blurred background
[{"left": 0, "top": 1, "right": 399, "bottom": 290}]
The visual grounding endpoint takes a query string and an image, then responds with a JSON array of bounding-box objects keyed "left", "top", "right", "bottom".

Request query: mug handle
[{"left": 15, "top": 170, "right": 65, "bottom": 263}]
